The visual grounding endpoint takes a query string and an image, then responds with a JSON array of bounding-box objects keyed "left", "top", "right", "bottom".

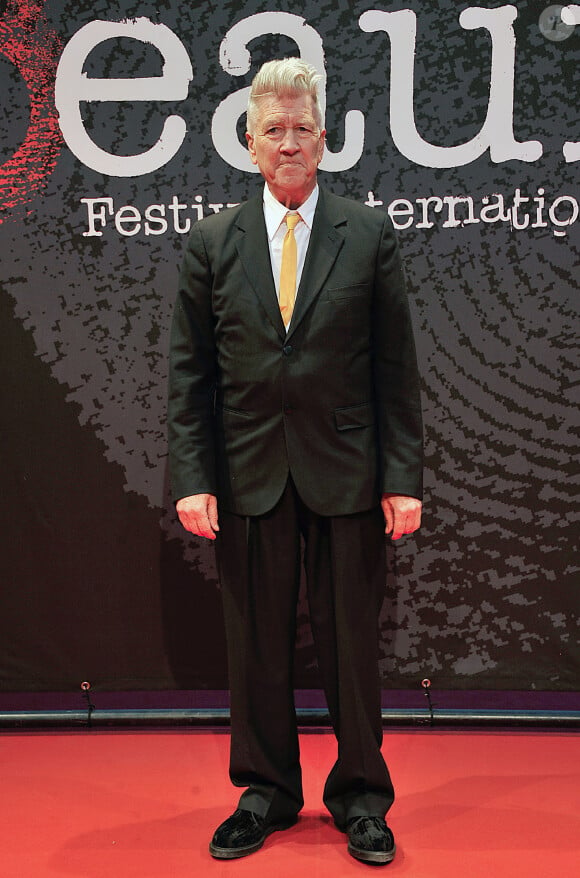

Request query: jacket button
[{"left": 283, "top": 344, "right": 293, "bottom": 356}]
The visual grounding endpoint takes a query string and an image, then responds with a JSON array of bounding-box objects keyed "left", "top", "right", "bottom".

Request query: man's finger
[
  {"left": 390, "top": 511, "right": 406, "bottom": 541},
  {"left": 193, "top": 513, "right": 215, "bottom": 540},
  {"left": 382, "top": 503, "right": 394, "bottom": 535},
  {"left": 208, "top": 496, "right": 220, "bottom": 533}
]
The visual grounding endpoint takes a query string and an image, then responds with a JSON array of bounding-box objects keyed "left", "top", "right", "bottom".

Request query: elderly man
[{"left": 168, "top": 58, "right": 423, "bottom": 865}]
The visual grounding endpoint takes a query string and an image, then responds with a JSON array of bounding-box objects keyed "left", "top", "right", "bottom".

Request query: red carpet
[{"left": 1, "top": 728, "right": 578, "bottom": 876}]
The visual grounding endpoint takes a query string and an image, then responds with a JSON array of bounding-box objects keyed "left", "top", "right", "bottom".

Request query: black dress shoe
[
  {"left": 209, "top": 808, "right": 297, "bottom": 859},
  {"left": 345, "top": 816, "right": 396, "bottom": 865}
]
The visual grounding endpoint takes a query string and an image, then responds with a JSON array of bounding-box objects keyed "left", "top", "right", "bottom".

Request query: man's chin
[
  {"left": 277, "top": 171, "right": 304, "bottom": 185},
  {"left": 271, "top": 174, "right": 314, "bottom": 205}
]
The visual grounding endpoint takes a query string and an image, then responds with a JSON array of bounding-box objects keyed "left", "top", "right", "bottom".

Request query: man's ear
[
  {"left": 317, "top": 130, "right": 326, "bottom": 164},
  {"left": 246, "top": 131, "right": 258, "bottom": 165}
]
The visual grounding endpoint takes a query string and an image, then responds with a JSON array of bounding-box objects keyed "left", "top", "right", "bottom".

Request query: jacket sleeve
[
  {"left": 373, "top": 214, "right": 424, "bottom": 500},
  {"left": 167, "top": 224, "right": 218, "bottom": 502}
]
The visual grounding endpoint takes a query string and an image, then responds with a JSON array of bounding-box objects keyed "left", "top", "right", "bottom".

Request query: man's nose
[{"left": 280, "top": 128, "right": 300, "bottom": 152}]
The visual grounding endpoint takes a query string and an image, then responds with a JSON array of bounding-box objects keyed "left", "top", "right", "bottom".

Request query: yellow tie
[{"left": 279, "top": 213, "right": 301, "bottom": 324}]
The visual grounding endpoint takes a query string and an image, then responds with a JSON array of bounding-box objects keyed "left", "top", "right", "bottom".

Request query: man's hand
[
  {"left": 176, "top": 493, "right": 219, "bottom": 540},
  {"left": 381, "top": 493, "right": 422, "bottom": 540}
]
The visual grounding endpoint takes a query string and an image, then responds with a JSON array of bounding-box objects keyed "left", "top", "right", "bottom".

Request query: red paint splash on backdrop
[{"left": 0, "top": 0, "right": 64, "bottom": 222}]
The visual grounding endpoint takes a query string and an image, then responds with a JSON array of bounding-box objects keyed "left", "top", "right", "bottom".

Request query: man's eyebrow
[{"left": 262, "top": 115, "right": 315, "bottom": 126}]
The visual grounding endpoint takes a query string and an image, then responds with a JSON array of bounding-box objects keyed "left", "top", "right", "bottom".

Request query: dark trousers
[{"left": 215, "top": 477, "right": 394, "bottom": 828}]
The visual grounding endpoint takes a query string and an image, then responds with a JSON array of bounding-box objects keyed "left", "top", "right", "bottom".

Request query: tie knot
[{"left": 285, "top": 212, "right": 301, "bottom": 232}]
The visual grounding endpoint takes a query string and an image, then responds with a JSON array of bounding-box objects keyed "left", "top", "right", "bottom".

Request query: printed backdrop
[{"left": 0, "top": 0, "right": 578, "bottom": 696}]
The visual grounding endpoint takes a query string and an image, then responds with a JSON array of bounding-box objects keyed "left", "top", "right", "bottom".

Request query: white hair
[{"left": 246, "top": 58, "right": 324, "bottom": 134}]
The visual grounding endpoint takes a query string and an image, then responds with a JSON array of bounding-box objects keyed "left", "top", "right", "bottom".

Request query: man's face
[{"left": 246, "top": 93, "right": 326, "bottom": 209}]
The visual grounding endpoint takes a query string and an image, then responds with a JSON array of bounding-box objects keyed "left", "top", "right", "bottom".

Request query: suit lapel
[
  {"left": 287, "top": 189, "right": 346, "bottom": 340},
  {"left": 234, "top": 195, "right": 286, "bottom": 339}
]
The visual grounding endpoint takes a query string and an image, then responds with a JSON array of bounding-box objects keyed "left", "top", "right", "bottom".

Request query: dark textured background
[{"left": 0, "top": 0, "right": 578, "bottom": 695}]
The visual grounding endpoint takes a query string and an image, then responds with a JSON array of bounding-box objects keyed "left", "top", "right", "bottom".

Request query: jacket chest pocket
[{"left": 325, "top": 283, "right": 371, "bottom": 303}]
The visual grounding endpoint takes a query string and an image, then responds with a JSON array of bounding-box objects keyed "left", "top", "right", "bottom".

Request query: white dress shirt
[{"left": 262, "top": 183, "right": 319, "bottom": 330}]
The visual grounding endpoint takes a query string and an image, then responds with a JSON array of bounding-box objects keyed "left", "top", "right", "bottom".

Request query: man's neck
[{"left": 266, "top": 181, "right": 317, "bottom": 210}]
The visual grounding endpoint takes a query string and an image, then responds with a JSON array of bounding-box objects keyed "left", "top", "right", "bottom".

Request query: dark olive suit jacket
[{"left": 168, "top": 187, "right": 423, "bottom": 517}]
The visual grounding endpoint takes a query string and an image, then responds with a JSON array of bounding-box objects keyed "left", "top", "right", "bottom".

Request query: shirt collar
[{"left": 263, "top": 183, "right": 319, "bottom": 241}]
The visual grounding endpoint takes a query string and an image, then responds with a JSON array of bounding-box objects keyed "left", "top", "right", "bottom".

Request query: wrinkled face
[{"left": 246, "top": 93, "right": 326, "bottom": 209}]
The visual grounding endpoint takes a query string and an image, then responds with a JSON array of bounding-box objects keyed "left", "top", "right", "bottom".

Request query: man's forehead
[{"left": 256, "top": 94, "right": 317, "bottom": 122}]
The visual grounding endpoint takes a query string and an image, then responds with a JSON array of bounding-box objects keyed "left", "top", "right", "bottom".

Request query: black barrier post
[
  {"left": 422, "top": 678, "right": 435, "bottom": 726},
  {"left": 80, "top": 682, "right": 95, "bottom": 728}
]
